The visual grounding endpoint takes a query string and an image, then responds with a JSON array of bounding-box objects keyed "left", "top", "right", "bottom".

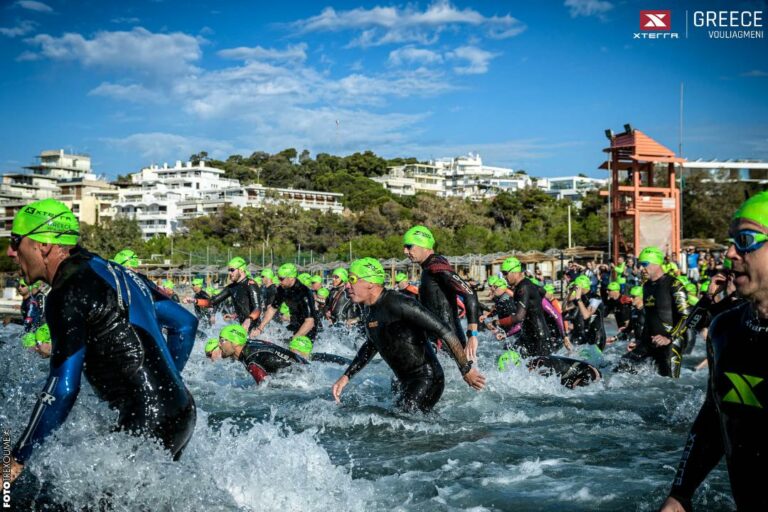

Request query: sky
[{"left": 1, "top": 0, "right": 766, "bottom": 178}]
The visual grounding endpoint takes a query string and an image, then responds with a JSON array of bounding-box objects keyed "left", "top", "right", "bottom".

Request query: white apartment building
[
  {"left": 681, "top": 159, "right": 768, "bottom": 182},
  {"left": 116, "top": 161, "right": 240, "bottom": 239},
  {"left": 374, "top": 153, "right": 521, "bottom": 200},
  {"left": 541, "top": 176, "right": 607, "bottom": 202}
]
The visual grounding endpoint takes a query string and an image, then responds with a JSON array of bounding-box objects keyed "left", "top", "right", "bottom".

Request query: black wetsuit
[
  {"left": 271, "top": 281, "right": 318, "bottom": 340},
  {"left": 418, "top": 254, "right": 480, "bottom": 348},
  {"left": 261, "top": 284, "right": 277, "bottom": 311},
  {"left": 238, "top": 340, "right": 351, "bottom": 384},
  {"left": 12, "top": 249, "right": 196, "bottom": 464},
  {"left": 344, "top": 289, "right": 471, "bottom": 412},
  {"left": 565, "top": 294, "right": 607, "bottom": 351},
  {"left": 668, "top": 302, "right": 768, "bottom": 511},
  {"left": 197, "top": 277, "right": 262, "bottom": 324},
  {"left": 619, "top": 305, "right": 645, "bottom": 344},
  {"left": 620, "top": 275, "right": 689, "bottom": 377},
  {"left": 326, "top": 284, "right": 359, "bottom": 324},
  {"left": 193, "top": 289, "right": 212, "bottom": 329},
  {"left": 507, "top": 278, "right": 552, "bottom": 357},
  {"left": 604, "top": 295, "right": 632, "bottom": 329}
]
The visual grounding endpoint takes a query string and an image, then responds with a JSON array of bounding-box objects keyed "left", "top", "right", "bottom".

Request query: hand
[
  {"left": 659, "top": 496, "right": 687, "bottom": 512},
  {"left": 251, "top": 326, "right": 262, "bottom": 337},
  {"left": 495, "top": 332, "right": 504, "bottom": 341},
  {"left": 708, "top": 273, "right": 727, "bottom": 296},
  {"left": 183, "top": 297, "right": 194, "bottom": 304},
  {"left": 465, "top": 336, "right": 478, "bottom": 362},
  {"left": 563, "top": 337, "right": 574, "bottom": 351},
  {"left": 652, "top": 335, "right": 672, "bottom": 347},
  {"left": 242, "top": 318, "right": 251, "bottom": 331},
  {"left": 606, "top": 336, "right": 616, "bottom": 345},
  {"left": 223, "top": 314, "right": 236, "bottom": 321},
  {"left": 463, "top": 368, "right": 486, "bottom": 390},
  {"left": 332, "top": 375, "right": 350, "bottom": 403}
]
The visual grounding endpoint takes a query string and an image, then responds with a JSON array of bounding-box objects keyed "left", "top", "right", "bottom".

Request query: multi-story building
[
  {"left": 542, "top": 176, "right": 607, "bottom": 202},
  {"left": 0, "top": 150, "right": 117, "bottom": 235},
  {"left": 681, "top": 159, "right": 768, "bottom": 182}
]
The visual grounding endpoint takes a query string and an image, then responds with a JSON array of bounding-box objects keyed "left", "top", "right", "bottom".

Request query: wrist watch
[
  {"left": 459, "top": 360, "right": 473, "bottom": 375},
  {"left": 466, "top": 329, "right": 479, "bottom": 338}
]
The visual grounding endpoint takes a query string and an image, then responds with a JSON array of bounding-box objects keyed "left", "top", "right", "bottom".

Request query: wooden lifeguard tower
[{"left": 600, "top": 125, "right": 686, "bottom": 263}]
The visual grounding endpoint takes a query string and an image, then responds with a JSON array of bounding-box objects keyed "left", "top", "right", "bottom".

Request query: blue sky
[{"left": 1, "top": 0, "right": 766, "bottom": 178}]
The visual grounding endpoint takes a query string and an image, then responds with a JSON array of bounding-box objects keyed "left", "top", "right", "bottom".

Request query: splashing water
[{"left": 1, "top": 317, "right": 735, "bottom": 511}]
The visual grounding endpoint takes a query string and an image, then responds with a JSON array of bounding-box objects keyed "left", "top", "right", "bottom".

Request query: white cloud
[
  {"left": 111, "top": 17, "right": 141, "bottom": 24},
  {"left": 292, "top": 1, "right": 526, "bottom": 47},
  {"left": 218, "top": 43, "right": 307, "bottom": 62},
  {"left": 741, "top": 70, "right": 768, "bottom": 77},
  {"left": 15, "top": 50, "right": 39, "bottom": 61},
  {"left": 388, "top": 46, "right": 443, "bottom": 66},
  {"left": 89, "top": 82, "right": 165, "bottom": 103},
  {"left": 564, "top": 0, "right": 613, "bottom": 18},
  {"left": 104, "top": 132, "right": 236, "bottom": 163},
  {"left": 0, "top": 19, "right": 36, "bottom": 38},
  {"left": 447, "top": 46, "right": 499, "bottom": 75},
  {"left": 14, "top": 1, "right": 53, "bottom": 13},
  {"left": 24, "top": 27, "right": 203, "bottom": 77}
]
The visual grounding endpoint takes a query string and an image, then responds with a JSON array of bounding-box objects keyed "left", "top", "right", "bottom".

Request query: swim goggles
[{"left": 728, "top": 230, "right": 768, "bottom": 254}]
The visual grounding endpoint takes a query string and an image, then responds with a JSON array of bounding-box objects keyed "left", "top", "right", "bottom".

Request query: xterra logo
[{"left": 635, "top": 10, "right": 679, "bottom": 39}]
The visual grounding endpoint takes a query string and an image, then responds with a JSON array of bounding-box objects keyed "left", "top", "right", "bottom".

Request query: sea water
[{"left": 1, "top": 318, "right": 734, "bottom": 511}]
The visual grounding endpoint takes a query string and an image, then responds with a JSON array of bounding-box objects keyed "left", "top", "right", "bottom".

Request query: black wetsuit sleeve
[
  {"left": 668, "top": 338, "right": 724, "bottom": 506},
  {"left": 509, "top": 284, "right": 531, "bottom": 324},
  {"left": 270, "top": 286, "right": 286, "bottom": 310},
  {"left": 434, "top": 270, "right": 481, "bottom": 324},
  {"left": 200, "top": 285, "right": 233, "bottom": 308},
  {"left": 396, "top": 295, "right": 471, "bottom": 372},
  {"left": 344, "top": 339, "right": 378, "bottom": 379},
  {"left": 247, "top": 280, "right": 262, "bottom": 318}
]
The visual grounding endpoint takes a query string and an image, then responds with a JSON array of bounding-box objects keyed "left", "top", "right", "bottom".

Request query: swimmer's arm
[
  {"left": 155, "top": 299, "right": 199, "bottom": 373},
  {"left": 293, "top": 316, "right": 315, "bottom": 338},
  {"left": 438, "top": 271, "right": 481, "bottom": 325},
  {"left": 667, "top": 380, "right": 723, "bottom": 508},
  {"left": 397, "top": 298, "right": 470, "bottom": 369},
  {"left": 195, "top": 286, "right": 232, "bottom": 308},
  {"left": 343, "top": 339, "right": 378, "bottom": 379},
  {"left": 11, "top": 347, "right": 85, "bottom": 465},
  {"left": 246, "top": 281, "right": 262, "bottom": 321}
]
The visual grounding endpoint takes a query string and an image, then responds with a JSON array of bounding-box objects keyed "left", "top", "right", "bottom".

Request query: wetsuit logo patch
[
  {"left": 39, "top": 391, "right": 56, "bottom": 405},
  {"left": 723, "top": 372, "right": 763, "bottom": 408}
]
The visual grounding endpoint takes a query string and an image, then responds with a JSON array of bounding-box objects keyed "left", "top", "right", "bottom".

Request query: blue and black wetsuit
[
  {"left": 270, "top": 281, "right": 318, "bottom": 340},
  {"left": 343, "top": 289, "right": 472, "bottom": 412},
  {"left": 668, "top": 301, "right": 768, "bottom": 511},
  {"left": 11, "top": 248, "right": 197, "bottom": 465}
]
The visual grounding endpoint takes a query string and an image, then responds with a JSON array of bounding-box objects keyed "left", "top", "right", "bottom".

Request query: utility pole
[{"left": 568, "top": 204, "right": 572, "bottom": 248}]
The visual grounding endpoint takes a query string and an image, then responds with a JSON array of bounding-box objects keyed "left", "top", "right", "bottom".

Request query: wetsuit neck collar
[
  {"left": 420, "top": 252, "right": 438, "bottom": 267},
  {"left": 50, "top": 245, "right": 87, "bottom": 288}
]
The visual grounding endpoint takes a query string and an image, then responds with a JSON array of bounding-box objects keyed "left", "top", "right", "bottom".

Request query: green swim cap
[
  {"left": 204, "top": 338, "right": 220, "bottom": 354},
  {"left": 638, "top": 246, "right": 665, "bottom": 266},
  {"left": 733, "top": 190, "right": 768, "bottom": 228},
  {"left": 544, "top": 284, "right": 555, "bottom": 294},
  {"left": 332, "top": 267, "right": 348, "bottom": 282},
  {"left": 317, "top": 287, "right": 330, "bottom": 299},
  {"left": 311, "top": 275, "right": 323, "bottom": 284},
  {"left": 630, "top": 286, "right": 643, "bottom": 297},
  {"left": 279, "top": 303, "right": 290, "bottom": 316},
  {"left": 676, "top": 275, "right": 690, "bottom": 286},
  {"left": 162, "top": 279, "right": 174, "bottom": 290},
  {"left": 206, "top": 286, "right": 218, "bottom": 295},
  {"left": 289, "top": 335, "right": 313, "bottom": 355},
  {"left": 395, "top": 272, "right": 408, "bottom": 283},
  {"left": 219, "top": 324, "right": 247, "bottom": 346},
  {"left": 487, "top": 276, "right": 500, "bottom": 287},
  {"left": 573, "top": 275, "right": 591, "bottom": 291},
  {"left": 228, "top": 257, "right": 247, "bottom": 271},
  {"left": 298, "top": 273, "right": 312, "bottom": 287},
  {"left": 35, "top": 323, "right": 51, "bottom": 344},
  {"left": 497, "top": 350, "right": 522, "bottom": 371},
  {"left": 723, "top": 257, "right": 733, "bottom": 270},
  {"left": 11, "top": 198, "right": 79, "bottom": 246},
  {"left": 501, "top": 257, "right": 522, "bottom": 273},
  {"left": 349, "top": 257, "right": 386, "bottom": 285},
  {"left": 529, "top": 277, "right": 542, "bottom": 287},
  {"left": 402, "top": 225, "right": 435, "bottom": 249},
  {"left": 688, "top": 295, "right": 699, "bottom": 306},
  {"left": 18, "top": 278, "right": 27, "bottom": 287},
  {"left": 685, "top": 283, "right": 698, "bottom": 295},
  {"left": 113, "top": 249, "right": 139, "bottom": 268},
  {"left": 30, "top": 281, "right": 41, "bottom": 290},
  {"left": 22, "top": 332, "right": 37, "bottom": 348},
  {"left": 490, "top": 276, "right": 507, "bottom": 289},
  {"left": 278, "top": 263, "right": 298, "bottom": 279},
  {"left": 607, "top": 281, "right": 621, "bottom": 292},
  {"left": 192, "top": 278, "right": 204, "bottom": 287},
  {"left": 261, "top": 268, "right": 275, "bottom": 280}
]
